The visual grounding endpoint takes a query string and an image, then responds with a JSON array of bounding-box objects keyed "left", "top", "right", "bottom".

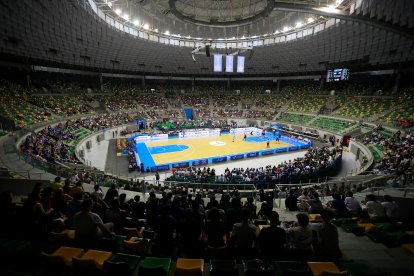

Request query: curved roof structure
[{"left": 0, "top": 0, "right": 412, "bottom": 75}]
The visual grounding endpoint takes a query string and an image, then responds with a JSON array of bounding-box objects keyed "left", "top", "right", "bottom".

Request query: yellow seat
[
  {"left": 123, "top": 237, "right": 149, "bottom": 254},
  {"left": 307, "top": 262, "right": 341, "bottom": 276},
  {"left": 175, "top": 258, "right": 204, "bottom": 276},
  {"left": 357, "top": 223, "right": 376, "bottom": 233},
  {"left": 402, "top": 244, "right": 414, "bottom": 255},
  {"left": 72, "top": 249, "right": 112, "bottom": 271},
  {"left": 42, "top": 246, "right": 84, "bottom": 267},
  {"left": 308, "top": 214, "right": 323, "bottom": 222},
  {"left": 51, "top": 229, "right": 76, "bottom": 241},
  {"left": 123, "top": 227, "right": 144, "bottom": 238}
]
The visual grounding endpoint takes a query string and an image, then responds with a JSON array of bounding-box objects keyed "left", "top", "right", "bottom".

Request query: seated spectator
[
  {"left": 361, "top": 194, "right": 386, "bottom": 220},
  {"left": 91, "top": 184, "right": 104, "bottom": 199},
  {"left": 344, "top": 191, "right": 361, "bottom": 216},
  {"left": 381, "top": 195, "right": 400, "bottom": 219},
  {"left": 297, "top": 190, "right": 310, "bottom": 211},
  {"left": 285, "top": 190, "right": 299, "bottom": 211},
  {"left": 284, "top": 213, "right": 313, "bottom": 261},
  {"left": 328, "top": 193, "right": 348, "bottom": 217},
  {"left": 72, "top": 198, "right": 114, "bottom": 244},
  {"left": 50, "top": 177, "right": 63, "bottom": 191},
  {"left": 69, "top": 181, "right": 84, "bottom": 197},
  {"left": 104, "top": 184, "right": 119, "bottom": 204},
  {"left": 311, "top": 209, "right": 341, "bottom": 261},
  {"left": 307, "top": 192, "right": 323, "bottom": 214},
  {"left": 257, "top": 211, "right": 286, "bottom": 260}
]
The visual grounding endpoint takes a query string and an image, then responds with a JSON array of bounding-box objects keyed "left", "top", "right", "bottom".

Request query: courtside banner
[
  {"left": 212, "top": 156, "right": 228, "bottom": 163},
  {"left": 230, "top": 154, "right": 244, "bottom": 160},
  {"left": 151, "top": 164, "right": 170, "bottom": 172},
  {"left": 261, "top": 150, "right": 274, "bottom": 156},
  {"left": 192, "top": 159, "right": 208, "bottom": 166},
  {"left": 172, "top": 161, "right": 190, "bottom": 168},
  {"left": 246, "top": 152, "right": 259, "bottom": 158}
]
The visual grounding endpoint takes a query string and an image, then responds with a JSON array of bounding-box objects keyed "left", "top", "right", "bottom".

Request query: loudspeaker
[{"left": 205, "top": 45, "right": 210, "bottom": 57}]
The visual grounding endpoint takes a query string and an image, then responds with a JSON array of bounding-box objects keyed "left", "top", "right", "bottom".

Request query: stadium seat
[
  {"left": 274, "top": 261, "right": 311, "bottom": 276},
  {"left": 103, "top": 253, "right": 140, "bottom": 275},
  {"left": 72, "top": 249, "right": 112, "bottom": 272},
  {"left": 42, "top": 246, "right": 85, "bottom": 267},
  {"left": 175, "top": 258, "right": 204, "bottom": 276},
  {"left": 210, "top": 259, "right": 238, "bottom": 276},
  {"left": 139, "top": 257, "right": 171, "bottom": 276},
  {"left": 307, "top": 262, "right": 342, "bottom": 276},
  {"left": 242, "top": 259, "right": 274, "bottom": 276}
]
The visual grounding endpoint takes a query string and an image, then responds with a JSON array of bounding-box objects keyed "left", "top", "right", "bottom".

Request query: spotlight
[{"left": 115, "top": 8, "right": 121, "bottom": 15}]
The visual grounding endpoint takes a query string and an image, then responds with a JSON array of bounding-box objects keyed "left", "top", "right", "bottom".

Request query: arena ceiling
[
  {"left": 95, "top": 0, "right": 351, "bottom": 39},
  {"left": 0, "top": 0, "right": 413, "bottom": 76}
]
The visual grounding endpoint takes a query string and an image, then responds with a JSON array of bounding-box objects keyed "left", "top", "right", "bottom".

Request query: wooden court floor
[{"left": 143, "top": 133, "right": 292, "bottom": 165}]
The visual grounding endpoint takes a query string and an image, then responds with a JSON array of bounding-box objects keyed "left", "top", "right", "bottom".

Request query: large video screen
[
  {"left": 326, "top": 68, "right": 349, "bottom": 82},
  {"left": 226, "top": 55, "right": 234, "bottom": 73},
  {"left": 237, "top": 56, "right": 245, "bottom": 73},
  {"left": 213, "top": 54, "right": 223, "bottom": 72}
]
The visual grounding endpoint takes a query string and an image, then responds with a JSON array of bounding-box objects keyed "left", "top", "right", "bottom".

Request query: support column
[
  {"left": 99, "top": 74, "right": 103, "bottom": 92},
  {"left": 192, "top": 78, "right": 195, "bottom": 92},
  {"left": 276, "top": 79, "right": 281, "bottom": 93},
  {"left": 320, "top": 76, "right": 325, "bottom": 91},
  {"left": 227, "top": 77, "right": 231, "bottom": 90},
  {"left": 26, "top": 74, "right": 31, "bottom": 88},
  {"left": 142, "top": 76, "right": 145, "bottom": 89}
]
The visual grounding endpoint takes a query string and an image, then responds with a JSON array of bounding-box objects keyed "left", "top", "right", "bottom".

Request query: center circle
[{"left": 210, "top": 141, "right": 227, "bottom": 146}]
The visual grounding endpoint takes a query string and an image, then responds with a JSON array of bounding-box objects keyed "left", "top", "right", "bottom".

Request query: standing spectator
[
  {"left": 257, "top": 211, "right": 286, "bottom": 260},
  {"left": 155, "top": 171, "right": 160, "bottom": 185},
  {"left": 230, "top": 208, "right": 257, "bottom": 259},
  {"left": 284, "top": 213, "right": 313, "bottom": 261},
  {"left": 311, "top": 209, "right": 341, "bottom": 261}
]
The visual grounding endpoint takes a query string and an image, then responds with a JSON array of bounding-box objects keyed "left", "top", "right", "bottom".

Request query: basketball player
[
  {"left": 266, "top": 139, "right": 270, "bottom": 148},
  {"left": 232, "top": 133, "right": 236, "bottom": 142},
  {"left": 244, "top": 133, "right": 247, "bottom": 140}
]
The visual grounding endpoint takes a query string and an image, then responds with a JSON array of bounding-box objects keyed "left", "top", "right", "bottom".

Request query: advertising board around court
[
  {"left": 230, "top": 154, "right": 244, "bottom": 160},
  {"left": 182, "top": 129, "right": 220, "bottom": 138},
  {"left": 212, "top": 156, "right": 228, "bottom": 163},
  {"left": 192, "top": 159, "right": 209, "bottom": 166},
  {"left": 172, "top": 161, "right": 190, "bottom": 168},
  {"left": 151, "top": 164, "right": 170, "bottom": 172}
]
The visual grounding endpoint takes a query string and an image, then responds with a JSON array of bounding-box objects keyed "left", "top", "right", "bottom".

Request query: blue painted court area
[
  {"left": 245, "top": 133, "right": 287, "bottom": 143},
  {"left": 135, "top": 142, "right": 156, "bottom": 167},
  {"left": 148, "top": 145, "right": 189, "bottom": 155}
]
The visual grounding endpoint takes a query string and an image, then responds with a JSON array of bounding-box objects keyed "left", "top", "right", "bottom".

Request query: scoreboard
[{"left": 326, "top": 68, "right": 350, "bottom": 82}]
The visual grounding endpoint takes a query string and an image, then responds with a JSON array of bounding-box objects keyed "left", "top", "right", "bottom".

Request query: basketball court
[{"left": 134, "top": 132, "right": 310, "bottom": 170}]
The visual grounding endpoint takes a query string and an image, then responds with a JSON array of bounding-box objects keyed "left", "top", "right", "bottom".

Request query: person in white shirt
[
  {"left": 381, "top": 195, "right": 400, "bottom": 219},
  {"left": 362, "top": 194, "right": 385, "bottom": 220},
  {"left": 344, "top": 191, "right": 361, "bottom": 216}
]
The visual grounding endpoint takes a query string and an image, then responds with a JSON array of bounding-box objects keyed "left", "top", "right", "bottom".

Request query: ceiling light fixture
[{"left": 115, "top": 8, "right": 121, "bottom": 15}]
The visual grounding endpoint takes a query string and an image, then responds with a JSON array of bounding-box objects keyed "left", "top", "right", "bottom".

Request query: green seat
[
  {"left": 210, "top": 259, "right": 238, "bottom": 276},
  {"left": 274, "top": 261, "right": 311, "bottom": 276},
  {"left": 104, "top": 253, "right": 140, "bottom": 275},
  {"left": 243, "top": 260, "right": 274, "bottom": 276},
  {"left": 340, "top": 262, "right": 380, "bottom": 276},
  {"left": 139, "top": 257, "right": 171, "bottom": 276}
]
